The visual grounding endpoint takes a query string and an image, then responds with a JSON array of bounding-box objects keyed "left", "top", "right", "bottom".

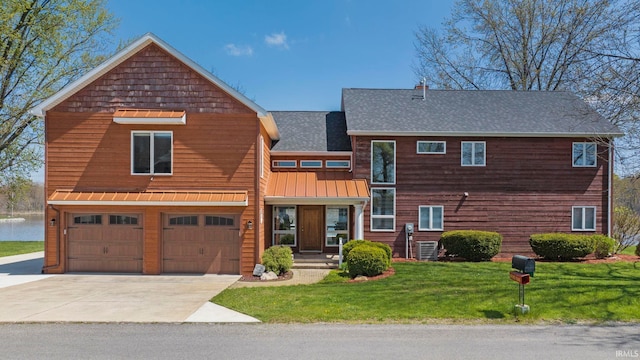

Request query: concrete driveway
[{"left": 0, "top": 252, "right": 259, "bottom": 323}]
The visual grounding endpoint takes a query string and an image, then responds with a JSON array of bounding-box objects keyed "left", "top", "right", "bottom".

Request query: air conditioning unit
[{"left": 417, "top": 241, "right": 438, "bottom": 261}]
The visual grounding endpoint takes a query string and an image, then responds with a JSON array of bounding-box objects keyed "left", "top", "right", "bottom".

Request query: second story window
[
  {"left": 371, "top": 140, "right": 395, "bottom": 184},
  {"left": 132, "top": 131, "right": 172, "bottom": 175},
  {"left": 461, "top": 141, "right": 485, "bottom": 166},
  {"left": 573, "top": 142, "right": 596, "bottom": 167}
]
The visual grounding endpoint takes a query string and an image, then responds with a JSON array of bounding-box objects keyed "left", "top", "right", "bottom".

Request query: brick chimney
[{"left": 415, "top": 84, "right": 429, "bottom": 90}]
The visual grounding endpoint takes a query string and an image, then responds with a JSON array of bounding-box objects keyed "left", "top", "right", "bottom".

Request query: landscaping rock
[
  {"left": 260, "top": 271, "right": 278, "bottom": 281},
  {"left": 353, "top": 275, "right": 369, "bottom": 282},
  {"left": 253, "top": 264, "right": 265, "bottom": 276}
]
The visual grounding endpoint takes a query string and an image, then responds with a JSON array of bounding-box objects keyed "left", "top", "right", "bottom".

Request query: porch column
[{"left": 354, "top": 203, "right": 364, "bottom": 240}]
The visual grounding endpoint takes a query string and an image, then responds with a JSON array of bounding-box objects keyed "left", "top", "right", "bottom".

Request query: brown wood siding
[
  {"left": 258, "top": 126, "right": 272, "bottom": 257},
  {"left": 355, "top": 136, "right": 611, "bottom": 257},
  {"left": 52, "top": 44, "right": 253, "bottom": 114}
]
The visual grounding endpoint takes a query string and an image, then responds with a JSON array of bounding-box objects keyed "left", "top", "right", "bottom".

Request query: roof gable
[
  {"left": 342, "top": 89, "right": 622, "bottom": 137},
  {"left": 271, "top": 111, "right": 351, "bottom": 152}
]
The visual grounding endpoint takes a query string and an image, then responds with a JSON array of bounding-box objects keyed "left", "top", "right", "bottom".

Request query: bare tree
[{"left": 0, "top": 0, "right": 117, "bottom": 184}]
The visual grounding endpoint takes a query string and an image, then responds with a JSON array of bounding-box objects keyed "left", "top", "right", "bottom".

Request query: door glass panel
[
  {"left": 169, "top": 215, "right": 198, "bottom": 226},
  {"left": 74, "top": 215, "right": 102, "bottom": 224}
]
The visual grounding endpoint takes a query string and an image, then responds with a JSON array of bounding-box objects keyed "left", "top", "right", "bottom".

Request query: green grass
[
  {"left": 620, "top": 245, "right": 637, "bottom": 256},
  {"left": 0, "top": 241, "right": 44, "bottom": 257},
  {"left": 212, "top": 261, "right": 640, "bottom": 323}
]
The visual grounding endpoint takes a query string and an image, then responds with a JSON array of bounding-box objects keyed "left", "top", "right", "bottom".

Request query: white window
[
  {"left": 326, "top": 160, "right": 350, "bottom": 168},
  {"left": 371, "top": 188, "right": 395, "bottom": 231},
  {"left": 132, "top": 131, "right": 172, "bottom": 175},
  {"left": 573, "top": 142, "right": 597, "bottom": 167},
  {"left": 371, "top": 141, "right": 395, "bottom": 184},
  {"left": 417, "top": 141, "right": 446, "bottom": 154},
  {"left": 300, "top": 160, "right": 323, "bottom": 168},
  {"left": 418, "top": 206, "right": 444, "bottom": 231},
  {"left": 572, "top": 206, "right": 596, "bottom": 231},
  {"left": 461, "top": 141, "right": 486, "bottom": 166},
  {"left": 272, "top": 160, "right": 296, "bottom": 168},
  {"left": 326, "top": 206, "right": 349, "bottom": 246},
  {"left": 273, "top": 206, "right": 296, "bottom": 246}
]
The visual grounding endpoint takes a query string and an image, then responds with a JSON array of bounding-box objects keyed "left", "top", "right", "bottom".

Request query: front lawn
[
  {"left": 212, "top": 261, "right": 640, "bottom": 323},
  {"left": 0, "top": 241, "right": 44, "bottom": 257}
]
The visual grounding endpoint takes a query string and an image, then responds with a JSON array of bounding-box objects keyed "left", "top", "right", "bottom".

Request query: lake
[{"left": 0, "top": 214, "right": 44, "bottom": 241}]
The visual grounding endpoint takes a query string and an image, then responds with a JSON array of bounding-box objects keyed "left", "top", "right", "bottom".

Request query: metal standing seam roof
[
  {"left": 48, "top": 190, "right": 248, "bottom": 206},
  {"left": 265, "top": 172, "right": 369, "bottom": 203},
  {"left": 341, "top": 88, "right": 623, "bottom": 137},
  {"left": 113, "top": 109, "right": 186, "bottom": 118}
]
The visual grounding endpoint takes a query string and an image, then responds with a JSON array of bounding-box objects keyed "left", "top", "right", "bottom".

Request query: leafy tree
[
  {"left": 0, "top": 0, "right": 117, "bottom": 182},
  {"left": 414, "top": 0, "right": 640, "bottom": 173},
  {"left": 612, "top": 206, "right": 640, "bottom": 254},
  {"left": 1, "top": 174, "right": 31, "bottom": 216}
]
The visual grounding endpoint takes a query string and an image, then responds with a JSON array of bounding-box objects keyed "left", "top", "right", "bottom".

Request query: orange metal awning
[
  {"left": 48, "top": 190, "right": 248, "bottom": 206},
  {"left": 113, "top": 109, "right": 186, "bottom": 125},
  {"left": 265, "top": 172, "right": 369, "bottom": 205}
]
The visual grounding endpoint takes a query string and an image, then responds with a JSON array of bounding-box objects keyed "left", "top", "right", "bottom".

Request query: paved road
[{"left": 1, "top": 323, "right": 638, "bottom": 359}]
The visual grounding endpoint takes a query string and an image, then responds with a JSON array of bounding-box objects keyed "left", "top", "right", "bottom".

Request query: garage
[
  {"left": 162, "top": 213, "right": 240, "bottom": 274},
  {"left": 67, "top": 213, "right": 143, "bottom": 272}
]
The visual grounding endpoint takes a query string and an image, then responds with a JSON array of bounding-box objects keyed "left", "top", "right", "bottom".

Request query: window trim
[
  {"left": 572, "top": 142, "right": 597, "bottom": 168},
  {"left": 325, "top": 206, "right": 350, "bottom": 247},
  {"left": 461, "top": 141, "right": 486, "bottom": 167},
  {"left": 326, "top": 160, "right": 350, "bottom": 169},
  {"left": 259, "top": 135, "right": 265, "bottom": 178},
  {"left": 572, "top": 206, "right": 596, "bottom": 231},
  {"left": 371, "top": 140, "right": 396, "bottom": 185},
  {"left": 300, "top": 160, "right": 323, "bottom": 168},
  {"left": 418, "top": 205, "right": 444, "bottom": 231},
  {"left": 131, "top": 131, "right": 173, "bottom": 175},
  {"left": 370, "top": 188, "right": 396, "bottom": 232},
  {"left": 272, "top": 160, "right": 297, "bottom": 168},
  {"left": 417, "top": 141, "right": 446, "bottom": 154},
  {"left": 273, "top": 205, "right": 297, "bottom": 247}
]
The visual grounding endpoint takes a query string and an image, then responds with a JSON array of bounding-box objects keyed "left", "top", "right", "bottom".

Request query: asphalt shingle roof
[
  {"left": 341, "top": 89, "right": 622, "bottom": 136},
  {"left": 270, "top": 111, "right": 351, "bottom": 152}
]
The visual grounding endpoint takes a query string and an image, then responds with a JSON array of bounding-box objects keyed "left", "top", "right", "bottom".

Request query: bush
[
  {"left": 529, "top": 233, "right": 595, "bottom": 260},
  {"left": 592, "top": 235, "right": 615, "bottom": 259},
  {"left": 342, "top": 239, "right": 392, "bottom": 267},
  {"left": 261, "top": 245, "right": 293, "bottom": 275},
  {"left": 440, "top": 230, "right": 502, "bottom": 261},
  {"left": 635, "top": 245, "right": 640, "bottom": 257},
  {"left": 347, "top": 244, "right": 388, "bottom": 277}
]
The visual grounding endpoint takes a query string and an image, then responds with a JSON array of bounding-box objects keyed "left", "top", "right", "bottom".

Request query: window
[
  {"left": 205, "top": 216, "right": 234, "bottom": 226},
  {"left": 326, "top": 160, "right": 350, "bottom": 168},
  {"left": 273, "top": 206, "right": 296, "bottom": 246},
  {"left": 326, "top": 206, "right": 349, "bottom": 246},
  {"left": 272, "top": 160, "right": 296, "bottom": 168},
  {"left": 74, "top": 215, "right": 102, "bottom": 224},
  {"left": 371, "top": 141, "right": 395, "bottom": 184},
  {"left": 169, "top": 215, "right": 198, "bottom": 226},
  {"left": 417, "top": 141, "right": 446, "bottom": 154},
  {"left": 418, "top": 206, "right": 444, "bottom": 231},
  {"left": 109, "top": 215, "right": 138, "bottom": 225},
  {"left": 573, "top": 142, "right": 596, "bottom": 167},
  {"left": 132, "top": 131, "right": 172, "bottom": 174},
  {"left": 371, "top": 188, "right": 395, "bottom": 231},
  {"left": 461, "top": 141, "right": 486, "bottom": 166},
  {"left": 300, "top": 160, "right": 322, "bottom": 168},
  {"left": 572, "top": 206, "right": 596, "bottom": 231}
]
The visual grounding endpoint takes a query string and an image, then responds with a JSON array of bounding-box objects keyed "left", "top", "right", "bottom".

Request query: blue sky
[{"left": 106, "top": 0, "right": 455, "bottom": 111}]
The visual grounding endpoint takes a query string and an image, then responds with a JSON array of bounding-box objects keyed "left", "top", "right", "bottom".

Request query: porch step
[{"left": 293, "top": 254, "right": 340, "bottom": 270}]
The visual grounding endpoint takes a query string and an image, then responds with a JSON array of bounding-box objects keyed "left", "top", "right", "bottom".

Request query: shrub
[
  {"left": 342, "top": 239, "right": 392, "bottom": 267},
  {"left": 529, "top": 233, "right": 595, "bottom": 260},
  {"left": 347, "top": 244, "right": 388, "bottom": 277},
  {"left": 261, "top": 245, "right": 293, "bottom": 275},
  {"left": 592, "top": 235, "right": 615, "bottom": 259},
  {"left": 635, "top": 245, "right": 640, "bottom": 257},
  {"left": 440, "top": 230, "right": 502, "bottom": 261}
]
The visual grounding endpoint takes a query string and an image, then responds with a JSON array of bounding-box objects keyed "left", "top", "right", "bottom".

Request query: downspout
[
  {"left": 42, "top": 204, "right": 61, "bottom": 272},
  {"left": 608, "top": 139, "right": 613, "bottom": 237}
]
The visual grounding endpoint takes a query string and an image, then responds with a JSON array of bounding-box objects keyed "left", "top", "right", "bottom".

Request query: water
[{"left": 0, "top": 214, "right": 45, "bottom": 241}]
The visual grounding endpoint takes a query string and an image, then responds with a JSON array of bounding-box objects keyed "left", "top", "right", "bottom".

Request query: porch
[{"left": 293, "top": 253, "right": 340, "bottom": 269}]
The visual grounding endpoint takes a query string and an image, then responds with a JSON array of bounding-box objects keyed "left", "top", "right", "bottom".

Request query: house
[{"left": 33, "top": 33, "right": 621, "bottom": 276}]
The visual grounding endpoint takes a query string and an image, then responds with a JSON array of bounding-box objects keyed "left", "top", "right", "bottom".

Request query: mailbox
[{"left": 512, "top": 255, "right": 535, "bottom": 276}]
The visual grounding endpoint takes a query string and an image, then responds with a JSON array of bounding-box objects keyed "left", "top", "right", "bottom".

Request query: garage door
[
  {"left": 162, "top": 214, "right": 240, "bottom": 274},
  {"left": 67, "top": 213, "right": 143, "bottom": 272}
]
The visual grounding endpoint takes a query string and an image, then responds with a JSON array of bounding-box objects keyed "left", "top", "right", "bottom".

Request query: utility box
[{"left": 512, "top": 255, "right": 535, "bottom": 276}]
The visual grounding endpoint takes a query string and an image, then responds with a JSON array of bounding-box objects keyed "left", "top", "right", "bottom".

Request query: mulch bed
[{"left": 238, "top": 271, "right": 294, "bottom": 282}]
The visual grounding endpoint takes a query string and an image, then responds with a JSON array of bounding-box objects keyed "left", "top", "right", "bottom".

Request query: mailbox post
[{"left": 510, "top": 255, "right": 535, "bottom": 314}]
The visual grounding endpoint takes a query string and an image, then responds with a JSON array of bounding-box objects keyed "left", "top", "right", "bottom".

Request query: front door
[{"left": 299, "top": 206, "right": 323, "bottom": 252}]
